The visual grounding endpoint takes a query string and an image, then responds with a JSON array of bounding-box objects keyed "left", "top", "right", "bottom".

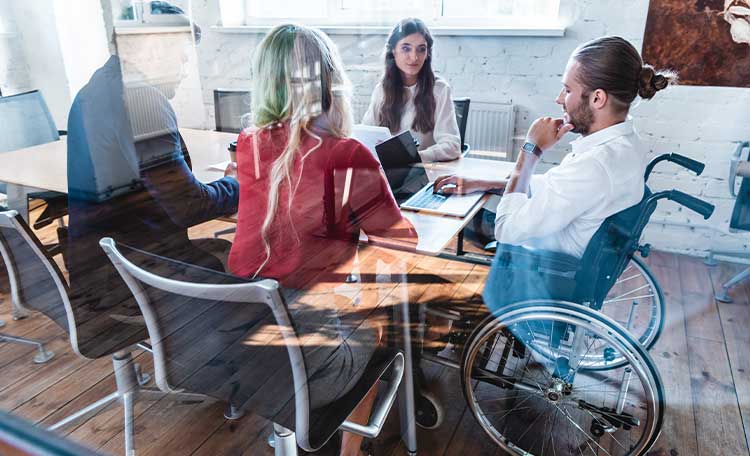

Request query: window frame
[{"left": 219, "top": 0, "right": 565, "bottom": 36}]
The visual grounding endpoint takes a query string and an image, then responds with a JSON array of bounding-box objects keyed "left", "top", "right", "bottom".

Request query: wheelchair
[{"left": 413, "top": 153, "right": 715, "bottom": 455}]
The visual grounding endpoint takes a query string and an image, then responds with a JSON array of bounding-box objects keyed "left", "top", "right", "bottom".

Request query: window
[
  {"left": 219, "top": 0, "right": 561, "bottom": 29},
  {"left": 113, "top": 0, "right": 194, "bottom": 27}
]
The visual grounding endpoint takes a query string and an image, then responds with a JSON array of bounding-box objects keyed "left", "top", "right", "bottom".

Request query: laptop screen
[{"left": 384, "top": 166, "right": 430, "bottom": 204}]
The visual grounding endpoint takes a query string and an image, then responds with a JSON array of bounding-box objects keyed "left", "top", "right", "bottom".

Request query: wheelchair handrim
[{"left": 461, "top": 301, "right": 664, "bottom": 456}]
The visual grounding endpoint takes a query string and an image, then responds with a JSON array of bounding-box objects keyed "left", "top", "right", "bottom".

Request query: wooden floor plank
[
  {"left": 708, "top": 261, "right": 750, "bottom": 453},
  {"left": 643, "top": 251, "right": 701, "bottom": 456},
  {"left": 4, "top": 215, "right": 750, "bottom": 456},
  {"left": 686, "top": 336, "right": 750, "bottom": 456},
  {"left": 678, "top": 256, "right": 725, "bottom": 342}
]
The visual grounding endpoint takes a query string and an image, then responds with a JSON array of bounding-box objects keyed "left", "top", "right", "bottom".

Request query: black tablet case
[{"left": 375, "top": 130, "right": 421, "bottom": 169}]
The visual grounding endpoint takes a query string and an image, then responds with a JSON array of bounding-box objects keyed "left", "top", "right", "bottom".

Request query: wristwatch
[{"left": 521, "top": 141, "right": 543, "bottom": 158}]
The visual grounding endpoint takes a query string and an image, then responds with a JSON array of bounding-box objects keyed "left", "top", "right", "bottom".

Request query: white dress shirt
[
  {"left": 362, "top": 78, "right": 461, "bottom": 162},
  {"left": 495, "top": 120, "right": 647, "bottom": 258}
]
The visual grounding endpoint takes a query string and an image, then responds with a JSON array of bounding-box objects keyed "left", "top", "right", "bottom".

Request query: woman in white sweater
[{"left": 362, "top": 18, "right": 461, "bottom": 162}]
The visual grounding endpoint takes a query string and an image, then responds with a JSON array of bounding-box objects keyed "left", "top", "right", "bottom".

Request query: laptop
[
  {"left": 399, "top": 180, "right": 484, "bottom": 218},
  {"left": 351, "top": 125, "right": 484, "bottom": 218}
]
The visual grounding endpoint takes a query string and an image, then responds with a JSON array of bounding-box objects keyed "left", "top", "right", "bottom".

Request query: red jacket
[{"left": 228, "top": 124, "right": 413, "bottom": 288}]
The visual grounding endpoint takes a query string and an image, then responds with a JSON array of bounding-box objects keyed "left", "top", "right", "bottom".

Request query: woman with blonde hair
[{"left": 228, "top": 24, "right": 414, "bottom": 456}]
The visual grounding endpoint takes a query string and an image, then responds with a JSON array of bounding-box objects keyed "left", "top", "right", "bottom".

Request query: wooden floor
[{"left": 1, "top": 217, "right": 749, "bottom": 456}]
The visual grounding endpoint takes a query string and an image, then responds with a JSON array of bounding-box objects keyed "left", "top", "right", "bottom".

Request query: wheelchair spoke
[
  {"left": 462, "top": 304, "right": 662, "bottom": 456},
  {"left": 604, "top": 284, "right": 651, "bottom": 302},
  {"left": 614, "top": 273, "right": 642, "bottom": 285},
  {"left": 554, "top": 404, "right": 614, "bottom": 456},
  {"left": 602, "top": 294, "right": 655, "bottom": 304}
]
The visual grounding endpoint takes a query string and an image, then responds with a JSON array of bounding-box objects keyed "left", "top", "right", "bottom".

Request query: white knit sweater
[{"left": 362, "top": 78, "right": 461, "bottom": 162}]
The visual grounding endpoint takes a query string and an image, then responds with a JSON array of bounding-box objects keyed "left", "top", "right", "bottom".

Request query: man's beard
[{"left": 565, "top": 96, "right": 594, "bottom": 135}]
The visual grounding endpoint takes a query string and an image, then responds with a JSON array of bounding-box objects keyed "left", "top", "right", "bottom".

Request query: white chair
[
  {"left": 100, "top": 236, "right": 410, "bottom": 455},
  {"left": 0, "top": 210, "right": 198, "bottom": 455},
  {"left": 707, "top": 141, "right": 750, "bottom": 302}
]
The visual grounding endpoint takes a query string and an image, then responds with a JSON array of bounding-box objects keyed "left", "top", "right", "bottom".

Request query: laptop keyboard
[{"left": 408, "top": 189, "right": 448, "bottom": 210}]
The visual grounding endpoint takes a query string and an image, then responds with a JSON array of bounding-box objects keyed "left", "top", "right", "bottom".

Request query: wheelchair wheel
[
  {"left": 460, "top": 301, "right": 664, "bottom": 456},
  {"left": 536, "top": 256, "right": 664, "bottom": 371},
  {"left": 602, "top": 256, "right": 664, "bottom": 350}
]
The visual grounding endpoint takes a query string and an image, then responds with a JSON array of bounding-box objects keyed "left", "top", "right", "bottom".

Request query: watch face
[{"left": 523, "top": 142, "right": 536, "bottom": 152}]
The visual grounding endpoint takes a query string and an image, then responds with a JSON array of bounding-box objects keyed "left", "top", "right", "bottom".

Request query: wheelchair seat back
[
  {"left": 574, "top": 186, "right": 656, "bottom": 308},
  {"left": 484, "top": 186, "right": 657, "bottom": 312}
]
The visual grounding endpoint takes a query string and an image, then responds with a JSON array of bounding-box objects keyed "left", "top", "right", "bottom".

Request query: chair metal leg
[
  {"left": 49, "top": 352, "right": 140, "bottom": 432},
  {"left": 123, "top": 391, "right": 135, "bottom": 456},
  {"left": 161, "top": 391, "right": 208, "bottom": 403},
  {"left": 48, "top": 391, "right": 120, "bottom": 431},
  {"left": 224, "top": 403, "right": 244, "bottom": 420},
  {"left": 48, "top": 350, "right": 210, "bottom": 454},
  {"left": 715, "top": 266, "right": 750, "bottom": 303},
  {"left": 11, "top": 304, "right": 30, "bottom": 320},
  {"left": 704, "top": 252, "right": 719, "bottom": 267},
  {"left": 273, "top": 423, "right": 297, "bottom": 456},
  {"left": 0, "top": 333, "right": 54, "bottom": 363}
]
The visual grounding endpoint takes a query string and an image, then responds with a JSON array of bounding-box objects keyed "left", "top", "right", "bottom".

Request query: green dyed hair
[{"left": 247, "top": 23, "right": 354, "bottom": 276}]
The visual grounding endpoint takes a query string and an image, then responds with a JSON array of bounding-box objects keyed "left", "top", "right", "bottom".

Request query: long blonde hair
[{"left": 248, "top": 23, "right": 353, "bottom": 276}]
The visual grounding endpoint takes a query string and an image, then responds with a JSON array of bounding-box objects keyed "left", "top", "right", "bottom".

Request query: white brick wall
[
  {"left": 0, "top": 4, "right": 32, "bottom": 96},
  {"left": 187, "top": 0, "right": 750, "bottom": 257},
  {"left": 6, "top": 0, "right": 742, "bottom": 256}
]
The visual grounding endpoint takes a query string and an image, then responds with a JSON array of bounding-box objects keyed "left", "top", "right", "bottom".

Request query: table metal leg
[
  {"left": 5, "top": 184, "right": 32, "bottom": 222},
  {"left": 393, "top": 272, "right": 418, "bottom": 455},
  {"left": 456, "top": 229, "right": 465, "bottom": 256}
]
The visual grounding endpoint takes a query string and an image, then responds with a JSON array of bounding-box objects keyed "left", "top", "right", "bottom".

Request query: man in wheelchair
[
  {"left": 427, "top": 36, "right": 678, "bottom": 360},
  {"left": 435, "top": 36, "right": 676, "bottom": 258},
  {"left": 417, "top": 37, "right": 714, "bottom": 455}
]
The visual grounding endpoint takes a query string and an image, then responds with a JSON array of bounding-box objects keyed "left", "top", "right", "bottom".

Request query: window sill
[
  {"left": 212, "top": 24, "right": 565, "bottom": 37},
  {"left": 115, "top": 25, "right": 193, "bottom": 35}
]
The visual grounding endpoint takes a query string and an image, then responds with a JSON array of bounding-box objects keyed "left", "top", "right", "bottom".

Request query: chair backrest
[
  {"left": 730, "top": 142, "right": 750, "bottom": 231},
  {"left": 0, "top": 209, "right": 152, "bottom": 360},
  {"left": 0, "top": 211, "right": 73, "bottom": 345},
  {"left": 100, "top": 237, "right": 352, "bottom": 450},
  {"left": 100, "top": 237, "right": 399, "bottom": 451},
  {"left": 213, "top": 89, "right": 251, "bottom": 133},
  {"left": 0, "top": 90, "right": 59, "bottom": 153},
  {"left": 453, "top": 97, "right": 470, "bottom": 151}
]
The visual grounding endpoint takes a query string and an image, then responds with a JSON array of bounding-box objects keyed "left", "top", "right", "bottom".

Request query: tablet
[{"left": 375, "top": 130, "right": 421, "bottom": 169}]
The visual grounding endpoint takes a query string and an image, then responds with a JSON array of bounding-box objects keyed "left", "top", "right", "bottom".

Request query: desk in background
[{"left": 0, "top": 128, "right": 514, "bottom": 256}]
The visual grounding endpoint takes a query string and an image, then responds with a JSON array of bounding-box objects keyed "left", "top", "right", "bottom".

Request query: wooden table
[
  {"left": 0, "top": 128, "right": 514, "bottom": 456},
  {"left": 0, "top": 128, "right": 514, "bottom": 255}
]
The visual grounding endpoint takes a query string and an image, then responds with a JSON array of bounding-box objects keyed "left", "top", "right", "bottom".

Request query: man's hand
[
  {"left": 224, "top": 162, "right": 238, "bottom": 179},
  {"left": 433, "top": 175, "right": 504, "bottom": 195},
  {"left": 526, "top": 117, "right": 575, "bottom": 152}
]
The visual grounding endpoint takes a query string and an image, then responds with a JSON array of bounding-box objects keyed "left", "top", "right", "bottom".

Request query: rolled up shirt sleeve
[{"left": 494, "top": 156, "right": 609, "bottom": 245}]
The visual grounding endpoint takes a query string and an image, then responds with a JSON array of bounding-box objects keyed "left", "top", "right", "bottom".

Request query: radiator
[
  {"left": 352, "top": 98, "right": 514, "bottom": 161},
  {"left": 464, "top": 102, "right": 514, "bottom": 161}
]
